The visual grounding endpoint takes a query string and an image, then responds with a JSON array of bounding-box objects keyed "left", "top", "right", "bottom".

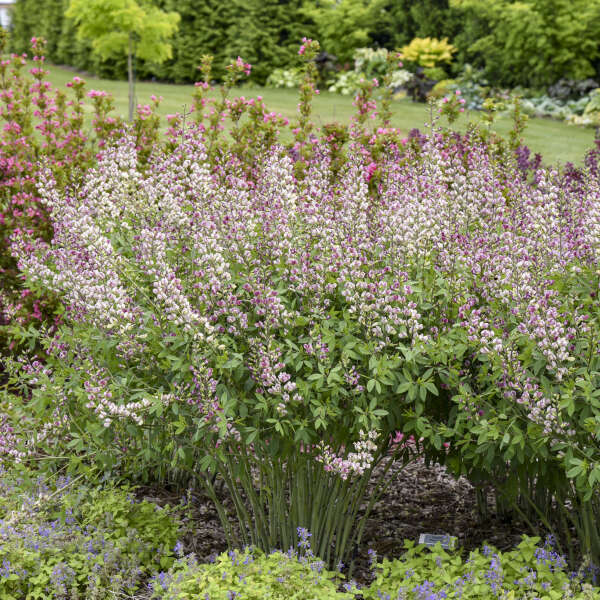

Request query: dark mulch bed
[{"left": 137, "top": 457, "right": 540, "bottom": 587}]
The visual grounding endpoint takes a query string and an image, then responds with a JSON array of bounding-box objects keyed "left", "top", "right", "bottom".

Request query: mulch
[{"left": 137, "top": 457, "right": 536, "bottom": 587}]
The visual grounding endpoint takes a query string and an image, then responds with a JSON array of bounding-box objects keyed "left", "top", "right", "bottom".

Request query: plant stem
[{"left": 127, "top": 33, "right": 134, "bottom": 122}]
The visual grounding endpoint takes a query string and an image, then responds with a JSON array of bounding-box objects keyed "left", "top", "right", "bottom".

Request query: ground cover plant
[
  {"left": 150, "top": 528, "right": 356, "bottom": 600},
  {"left": 150, "top": 535, "right": 600, "bottom": 599},
  {"left": 0, "top": 469, "right": 183, "bottom": 598},
  {"left": 362, "top": 537, "right": 600, "bottom": 599},
  {"left": 1, "top": 473, "right": 596, "bottom": 600}
]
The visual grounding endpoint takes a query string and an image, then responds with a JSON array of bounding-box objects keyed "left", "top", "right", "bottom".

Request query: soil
[{"left": 137, "top": 457, "right": 536, "bottom": 588}]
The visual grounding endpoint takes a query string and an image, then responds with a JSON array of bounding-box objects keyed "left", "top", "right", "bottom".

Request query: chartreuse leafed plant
[
  {"left": 0, "top": 467, "right": 182, "bottom": 598},
  {"left": 362, "top": 537, "right": 600, "bottom": 599},
  {"left": 150, "top": 527, "right": 354, "bottom": 600},
  {"left": 5, "top": 38, "right": 600, "bottom": 573},
  {"left": 399, "top": 37, "right": 456, "bottom": 68},
  {"left": 150, "top": 533, "right": 600, "bottom": 599},
  {"left": 66, "top": 0, "right": 180, "bottom": 121}
]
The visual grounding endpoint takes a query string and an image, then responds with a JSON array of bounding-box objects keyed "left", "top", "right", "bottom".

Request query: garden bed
[
  {"left": 2, "top": 34, "right": 600, "bottom": 600},
  {"left": 139, "top": 457, "right": 533, "bottom": 586}
]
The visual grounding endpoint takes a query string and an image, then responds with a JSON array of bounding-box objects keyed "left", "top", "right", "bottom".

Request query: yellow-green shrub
[{"left": 399, "top": 37, "right": 457, "bottom": 68}]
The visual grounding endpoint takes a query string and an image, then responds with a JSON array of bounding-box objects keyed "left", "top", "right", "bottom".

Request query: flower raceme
[{"left": 0, "top": 34, "right": 164, "bottom": 350}]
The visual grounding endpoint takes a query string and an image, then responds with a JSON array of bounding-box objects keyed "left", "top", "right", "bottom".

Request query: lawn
[{"left": 43, "top": 63, "right": 595, "bottom": 165}]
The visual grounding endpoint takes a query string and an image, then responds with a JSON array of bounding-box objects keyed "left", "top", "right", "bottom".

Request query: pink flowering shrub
[
  {"left": 0, "top": 35, "right": 399, "bottom": 360},
  {"left": 0, "top": 36, "right": 169, "bottom": 354}
]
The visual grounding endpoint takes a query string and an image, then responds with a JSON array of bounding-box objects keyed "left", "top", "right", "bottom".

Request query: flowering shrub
[
  {"left": 7, "top": 126, "right": 421, "bottom": 566},
  {"left": 0, "top": 34, "right": 170, "bottom": 354},
  {"left": 9, "top": 105, "right": 600, "bottom": 564},
  {"left": 5, "top": 37, "right": 600, "bottom": 570}
]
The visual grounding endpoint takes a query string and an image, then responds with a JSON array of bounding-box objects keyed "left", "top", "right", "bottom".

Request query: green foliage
[
  {"left": 223, "top": 0, "right": 310, "bottom": 85},
  {"left": 326, "top": 47, "right": 411, "bottom": 96},
  {"left": 154, "top": 0, "right": 313, "bottom": 85},
  {"left": 10, "top": 0, "right": 600, "bottom": 90},
  {"left": 0, "top": 470, "right": 182, "bottom": 598},
  {"left": 363, "top": 537, "right": 600, "bottom": 599},
  {"left": 65, "top": 0, "right": 180, "bottom": 63},
  {"left": 9, "top": 0, "right": 127, "bottom": 79},
  {"left": 66, "top": 0, "right": 179, "bottom": 119},
  {"left": 400, "top": 37, "right": 457, "bottom": 69},
  {"left": 149, "top": 0, "right": 236, "bottom": 83},
  {"left": 8, "top": 0, "right": 44, "bottom": 54},
  {"left": 10, "top": 0, "right": 312, "bottom": 85},
  {"left": 151, "top": 545, "right": 354, "bottom": 600},
  {"left": 267, "top": 67, "right": 303, "bottom": 89},
  {"left": 451, "top": 0, "right": 600, "bottom": 88},
  {"left": 147, "top": 536, "right": 600, "bottom": 599},
  {"left": 374, "top": 0, "right": 459, "bottom": 49},
  {"left": 301, "top": 0, "right": 385, "bottom": 64}
]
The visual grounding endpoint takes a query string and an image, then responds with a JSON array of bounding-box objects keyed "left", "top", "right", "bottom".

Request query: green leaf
[
  {"left": 174, "top": 417, "right": 187, "bottom": 435},
  {"left": 425, "top": 381, "right": 438, "bottom": 396},
  {"left": 396, "top": 382, "right": 411, "bottom": 394}
]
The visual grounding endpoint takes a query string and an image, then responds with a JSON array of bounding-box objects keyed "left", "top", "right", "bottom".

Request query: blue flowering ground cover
[
  {"left": 0, "top": 468, "right": 181, "bottom": 599},
  {"left": 358, "top": 537, "right": 600, "bottom": 600},
  {"left": 150, "top": 529, "right": 600, "bottom": 599},
  {"left": 0, "top": 468, "right": 599, "bottom": 599}
]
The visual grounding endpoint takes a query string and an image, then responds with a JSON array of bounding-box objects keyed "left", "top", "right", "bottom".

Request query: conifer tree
[{"left": 226, "top": 0, "right": 314, "bottom": 84}]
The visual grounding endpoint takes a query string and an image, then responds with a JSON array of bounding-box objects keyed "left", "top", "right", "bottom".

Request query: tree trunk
[{"left": 128, "top": 33, "right": 134, "bottom": 122}]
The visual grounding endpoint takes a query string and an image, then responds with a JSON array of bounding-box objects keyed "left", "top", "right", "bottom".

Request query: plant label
[{"left": 418, "top": 533, "right": 458, "bottom": 550}]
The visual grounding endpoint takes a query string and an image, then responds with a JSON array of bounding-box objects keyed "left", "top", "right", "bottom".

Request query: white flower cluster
[
  {"left": 83, "top": 366, "right": 151, "bottom": 428},
  {"left": 315, "top": 430, "right": 379, "bottom": 480}
]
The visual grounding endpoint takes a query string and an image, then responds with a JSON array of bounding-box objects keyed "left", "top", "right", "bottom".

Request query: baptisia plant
[
  {"left": 9, "top": 110, "right": 600, "bottom": 568},
  {"left": 6, "top": 39, "right": 600, "bottom": 570},
  {"left": 0, "top": 33, "right": 167, "bottom": 353},
  {"left": 8, "top": 131, "right": 423, "bottom": 569}
]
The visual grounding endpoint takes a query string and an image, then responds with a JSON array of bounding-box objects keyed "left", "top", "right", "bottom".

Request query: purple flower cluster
[{"left": 0, "top": 474, "right": 180, "bottom": 598}]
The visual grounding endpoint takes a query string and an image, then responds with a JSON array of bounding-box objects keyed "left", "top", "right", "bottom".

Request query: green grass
[{"left": 44, "top": 63, "right": 596, "bottom": 165}]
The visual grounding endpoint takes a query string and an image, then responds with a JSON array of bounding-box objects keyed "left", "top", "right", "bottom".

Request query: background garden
[
  {"left": 8, "top": 0, "right": 600, "bottom": 157},
  {"left": 2, "top": 0, "right": 600, "bottom": 598}
]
